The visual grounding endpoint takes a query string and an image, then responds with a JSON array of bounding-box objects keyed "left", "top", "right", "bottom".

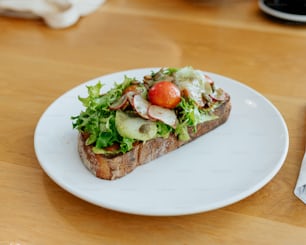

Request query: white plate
[{"left": 34, "top": 68, "right": 289, "bottom": 216}]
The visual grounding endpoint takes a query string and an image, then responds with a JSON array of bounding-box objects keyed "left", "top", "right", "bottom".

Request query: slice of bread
[{"left": 77, "top": 94, "right": 231, "bottom": 180}]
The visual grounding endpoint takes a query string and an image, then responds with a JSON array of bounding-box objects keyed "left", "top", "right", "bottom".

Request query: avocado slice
[{"left": 115, "top": 110, "right": 157, "bottom": 141}]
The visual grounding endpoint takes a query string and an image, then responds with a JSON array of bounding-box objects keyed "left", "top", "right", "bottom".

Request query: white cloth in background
[
  {"left": 0, "top": 0, "right": 105, "bottom": 28},
  {"left": 294, "top": 151, "right": 306, "bottom": 204}
]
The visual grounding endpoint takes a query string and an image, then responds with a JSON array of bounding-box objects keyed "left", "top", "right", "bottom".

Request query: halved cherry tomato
[
  {"left": 148, "top": 81, "right": 181, "bottom": 109},
  {"left": 104, "top": 143, "right": 120, "bottom": 152}
]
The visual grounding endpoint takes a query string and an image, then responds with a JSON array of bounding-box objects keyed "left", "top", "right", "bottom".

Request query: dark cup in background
[
  {"left": 263, "top": 0, "right": 306, "bottom": 15},
  {"left": 259, "top": 0, "right": 306, "bottom": 23}
]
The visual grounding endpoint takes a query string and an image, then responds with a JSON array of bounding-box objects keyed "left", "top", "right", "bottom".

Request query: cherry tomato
[
  {"left": 104, "top": 143, "right": 120, "bottom": 152},
  {"left": 148, "top": 81, "right": 181, "bottom": 109}
]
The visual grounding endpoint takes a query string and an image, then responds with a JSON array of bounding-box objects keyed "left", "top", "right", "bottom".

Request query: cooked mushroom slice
[{"left": 109, "top": 94, "right": 129, "bottom": 110}]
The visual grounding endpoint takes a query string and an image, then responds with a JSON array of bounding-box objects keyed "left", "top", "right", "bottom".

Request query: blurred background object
[
  {"left": 259, "top": 0, "right": 306, "bottom": 23},
  {"left": 0, "top": 0, "right": 105, "bottom": 28}
]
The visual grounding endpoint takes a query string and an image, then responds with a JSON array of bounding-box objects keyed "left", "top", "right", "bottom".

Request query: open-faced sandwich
[{"left": 71, "top": 67, "right": 231, "bottom": 180}]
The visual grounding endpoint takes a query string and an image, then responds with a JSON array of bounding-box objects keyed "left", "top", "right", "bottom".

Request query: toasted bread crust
[{"left": 78, "top": 96, "right": 231, "bottom": 180}]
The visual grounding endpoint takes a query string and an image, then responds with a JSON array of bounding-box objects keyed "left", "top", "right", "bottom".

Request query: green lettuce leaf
[{"left": 71, "top": 77, "right": 136, "bottom": 154}]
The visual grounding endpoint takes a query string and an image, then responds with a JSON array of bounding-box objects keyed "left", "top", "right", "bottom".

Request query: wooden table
[{"left": 1, "top": 0, "right": 306, "bottom": 244}]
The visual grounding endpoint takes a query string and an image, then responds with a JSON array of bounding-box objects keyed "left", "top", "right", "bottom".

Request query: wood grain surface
[{"left": 0, "top": 0, "right": 305, "bottom": 244}]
